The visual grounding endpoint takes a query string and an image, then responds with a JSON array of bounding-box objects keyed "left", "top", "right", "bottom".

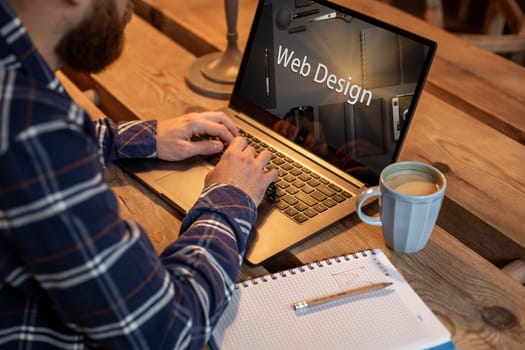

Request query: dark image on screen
[{"left": 234, "top": 0, "right": 433, "bottom": 185}]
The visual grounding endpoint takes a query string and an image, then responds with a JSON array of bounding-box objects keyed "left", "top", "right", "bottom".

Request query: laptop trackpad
[{"left": 155, "top": 158, "right": 212, "bottom": 213}]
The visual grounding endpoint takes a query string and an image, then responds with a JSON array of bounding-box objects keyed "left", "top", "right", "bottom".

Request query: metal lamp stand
[{"left": 185, "top": 0, "right": 241, "bottom": 99}]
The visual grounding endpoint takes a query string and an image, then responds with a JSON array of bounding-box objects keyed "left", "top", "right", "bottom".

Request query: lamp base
[{"left": 185, "top": 52, "right": 235, "bottom": 100}]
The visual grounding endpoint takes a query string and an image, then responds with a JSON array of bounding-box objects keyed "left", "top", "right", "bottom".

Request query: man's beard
[{"left": 55, "top": 0, "right": 133, "bottom": 73}]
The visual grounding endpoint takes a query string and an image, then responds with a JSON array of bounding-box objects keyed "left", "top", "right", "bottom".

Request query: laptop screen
[{"left": 230, "top": 0, "right": 436, "bottom": 186}]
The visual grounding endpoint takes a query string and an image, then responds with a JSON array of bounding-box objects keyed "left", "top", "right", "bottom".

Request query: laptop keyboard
[{"left": 204, "top": 129, "right": 353, "bottom": 224}]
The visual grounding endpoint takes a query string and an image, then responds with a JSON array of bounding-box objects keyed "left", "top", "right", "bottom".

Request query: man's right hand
[{"left": 205, "top": 137, "right": 278, "bottom": 207}]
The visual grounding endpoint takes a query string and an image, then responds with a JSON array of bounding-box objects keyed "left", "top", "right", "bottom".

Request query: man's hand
[
  {"left": 157, "top": 111, "right": 239, "bottom": 161},
  {"left": 205, "top": 137, "right": 278, "bottom": 206}
]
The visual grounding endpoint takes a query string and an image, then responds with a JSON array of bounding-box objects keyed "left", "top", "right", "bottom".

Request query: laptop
[{"left": 119, "top": 0, "right": 437, "bottom": 264}]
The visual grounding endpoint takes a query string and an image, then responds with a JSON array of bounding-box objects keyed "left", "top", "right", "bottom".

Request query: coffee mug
[{"left": 356, "top": 162, "right": 446, "bottom": 253}]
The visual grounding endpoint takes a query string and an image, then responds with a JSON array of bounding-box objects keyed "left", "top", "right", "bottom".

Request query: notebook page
[{"left": 211, "top": 249, "right": 451, "bottom": 350}]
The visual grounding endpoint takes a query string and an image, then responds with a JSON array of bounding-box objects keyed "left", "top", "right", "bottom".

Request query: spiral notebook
[{"left": 210, "top": 249, "right": 453, "bottom": 350}]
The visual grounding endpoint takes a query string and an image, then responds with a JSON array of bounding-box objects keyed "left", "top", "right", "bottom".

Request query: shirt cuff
[
  {"left": 116, "top": 120, "right": 157, "bottom": 159},
  {"left": 181, "top": 184, "right": 257, "bottom": 253}
]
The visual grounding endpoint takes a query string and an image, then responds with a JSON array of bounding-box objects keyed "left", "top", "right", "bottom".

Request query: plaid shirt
[{"left": 0, "top": 3, "right": 256, "bottom": 349}]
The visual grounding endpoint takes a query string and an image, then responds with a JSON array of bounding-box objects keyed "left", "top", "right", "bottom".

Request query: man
[{"left": 0, "top": 0, "right": 277, "bottom": 349}]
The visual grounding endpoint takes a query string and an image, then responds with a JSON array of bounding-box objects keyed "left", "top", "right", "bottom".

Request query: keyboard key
[
  {"left": 275, "top": 188, "right": 287, "bottom": 197},
  {"left": 329, "top": 183, "right": 342, "bottom": 192},
  {"left": 276, "top": 181, "right": 290, "bottom": 189},
  {"left": 294, "top": 202, "right": 308, "bottom": 212},
  {"left": 283, "top": 175, "right": 296, "bottom": 183},
  {"left": 298, "top": 174, "right": 312, "bottom": 182},
  {"left": 342, "top": 191, "right": 353, "bottom": 198},
  {"left": 301, "top": 185, "right": 315, "bottom": 194},
  {"left": 290, "top": 168, "right": 303, "bottom": 176},
  {"left": 311, "top": 191, "right": 327, "bottom": 202},
  {"left": 304, "top": 209, "right": 318, "bottom": 218},
  {"left": 283, "top": 195, "right": 299, "bottom": 206},
  {"left": 307, "top": 179, "right": 321, "bottom": 187},
  {"left": 317, "top": 184, "right": 336, "bottom": 197},
  {"left": 295, "top": 192, "right": 317, "bottom": 207},
  {"left": 272, "top": 158, "right": 285, "bottom": 166},
  {"left": 292, "top": 180, "right": 305, "bottom": 189},
  {"left": 265, "top": 183, "right": 277, "bottom": 203},
  {"left": 275, "top": 201, "right": 289, "bottom": 210},
  {"left": 286, "top": 187, "right": 300, "bottom": 195},
  {"left": 284, "top": 207, "right": 299, "bottom": 217},
  {"left": 293, "top": 213, "right": 309, "bottom": 223},
  {"left": 332, "top": 194, "right": 347, "bottom": 203},
  {"left": 314, "top": 204, "right": 328, "bottom": 213},
  {"left": 322, "top": 198, "right": 337, "bottom": 208},
  {"left": 281, "top": 163, "right": 294, "bottom": 171}
]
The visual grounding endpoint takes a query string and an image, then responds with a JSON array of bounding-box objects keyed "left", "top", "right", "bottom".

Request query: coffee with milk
[{"left": 387, "top": 173, "right": 439, "bottom": 196}]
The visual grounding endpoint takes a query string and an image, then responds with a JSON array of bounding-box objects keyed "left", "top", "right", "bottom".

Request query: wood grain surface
[
  {"left": 60, "top": 9, "right": 525, "bottom": 348},
  {"left": 64, "top": 12, "right": 525, "bottom": 262}
]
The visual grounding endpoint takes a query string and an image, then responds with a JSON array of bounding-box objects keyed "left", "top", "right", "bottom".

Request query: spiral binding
[{"left": 238, "top": 249, "right": 379, "bottom": 289}]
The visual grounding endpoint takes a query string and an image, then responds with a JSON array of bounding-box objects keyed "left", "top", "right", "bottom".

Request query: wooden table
[
  {"left": 61, "top": 2, "right": 525, "bottom": 348},
  {"left": 129, "top": 0, "right": 525, "bottom": 267}
]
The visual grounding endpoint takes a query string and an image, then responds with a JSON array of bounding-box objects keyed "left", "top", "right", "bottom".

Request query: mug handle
[{"left": 356, "top": 186, "right": 382, "bottom": 226}]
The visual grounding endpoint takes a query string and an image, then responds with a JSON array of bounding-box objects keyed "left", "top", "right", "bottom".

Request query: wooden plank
[
  {"left": 437, "top": 196, "right": 525, "bottom": 267},
  {"left": 64, "top": 15, "right": 225, "bottom": 122},
  {"left": 132, "top": 0, "right": 257, "bottom": 56},
  {"left": 400, "top": 91, "right": 525, "bottom": 251},
  {"left": 131, "top": 0, "right": 525, "bottom": 144},
  {"left": 104, "top": 164, "right": 183, "bottom": 254},
  {"left": 57, "top": 71, "right": 106, "bottom": 121}
]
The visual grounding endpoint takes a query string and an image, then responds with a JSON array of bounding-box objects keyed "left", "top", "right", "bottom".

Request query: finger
[
  {"left": 198, "top": 111, "right": 239, "bottom": 137},
  {"left": 191, "top": 120, "right": 236, "bottom": 145},
  {"left": 255, "top": 149, "right": 273, "bottom": 168},
  {"left": 264, "top": 166, "right": 279, "bottom": 182},
  {"left": 224, "top": 136, "right": 248, "bottom": 154},
  {"left": 242, "top": 144, "right": 257, "bottom": 158},
  {"left": 190, "top": 140, "right": 224, "bottom": 156}
]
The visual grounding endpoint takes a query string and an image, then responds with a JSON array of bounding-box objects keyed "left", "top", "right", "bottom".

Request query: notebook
[
  {"left": 210, "top": 249, "right": 454, "bottom": 350},
  {"left": 119, "top": 0, "right": 437, "bottom": 264}
]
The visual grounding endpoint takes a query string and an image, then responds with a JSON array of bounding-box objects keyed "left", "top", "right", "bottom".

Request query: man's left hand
[{"left": 156, "top": 111, "right": 239, "bottom": 161}]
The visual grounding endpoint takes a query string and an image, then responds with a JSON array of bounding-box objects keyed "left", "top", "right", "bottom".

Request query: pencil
[{"left": 293, "top": 282, "right": 393, "bottom": 311}]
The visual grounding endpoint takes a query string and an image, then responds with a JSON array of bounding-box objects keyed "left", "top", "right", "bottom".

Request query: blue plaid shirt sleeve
[
  {"left": 0, "top": 88, "right": 257, "bottom": 350},
  {"left": 94, "top": 117, "right": 158, "bottom": 164},
  {"left": 0, "top": 2, "right": 257, "bottom": 349}
]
